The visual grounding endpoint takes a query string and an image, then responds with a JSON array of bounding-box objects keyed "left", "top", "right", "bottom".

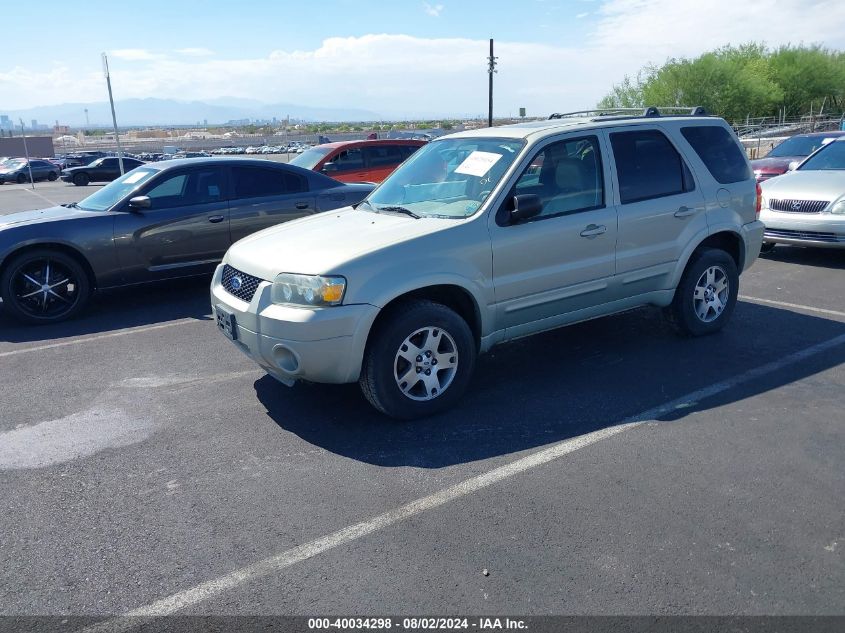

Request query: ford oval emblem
[{"left": 231, "top": 276, "right": 243, "bottom": 291}]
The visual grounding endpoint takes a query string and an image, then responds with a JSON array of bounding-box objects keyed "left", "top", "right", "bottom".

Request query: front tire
[
  {"left": 666, "top": 248, "right": 739, "bottom": 337},
  {"left": 47, "top": 171, "right": 58, "bottom": 181},
  {"left": 16, "top": 173, "right": 27, "bottom": 184},
  {"left": 73, "top": 172, "right": 90, "bottom": 186},
  {"left": 0, "top": 249, "right": 91, "bottom": 324},
  {"left": 359, "top": 300, "right": 476, "bottom": 419}
]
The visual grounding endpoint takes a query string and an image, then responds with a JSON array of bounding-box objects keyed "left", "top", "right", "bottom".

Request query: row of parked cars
[
  {"left": 211, "top": 143, "right": 311, "bottom": 155},
  {"left": 0, "top": 111, "right": 841, "bottom": 418},
  {"left": 749, "top": 131, "right": 845, "bottom": 252}
]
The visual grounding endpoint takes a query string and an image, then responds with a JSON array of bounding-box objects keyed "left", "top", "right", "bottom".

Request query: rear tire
[
  {"left": 0, "top": 248, "right": 91, "bottom": 324},
  {"left": 16, "top": 173, "right": 27, "bottom": 184},
  {"left": 359, "top": 300, "right": 476, "bottom": 419},
  {"left": 73, "top": 172, "right": 89, "bottom": 186},
  {"left": 47, "top": 171, "right": 58, "bottom": 181},
  {"left": 666, "top": 248, "right": 738, "bottom": 337}
]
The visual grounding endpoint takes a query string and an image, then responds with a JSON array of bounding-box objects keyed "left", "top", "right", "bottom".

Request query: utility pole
[
  {"left": 487, "top": 38, "right": 497, "bottom": 128},
  {"left": 102, "top": 52, "right": 125, "bottom": 175},
  {"left": 19, "top": 119, "right": 35, "bottom": 190}
]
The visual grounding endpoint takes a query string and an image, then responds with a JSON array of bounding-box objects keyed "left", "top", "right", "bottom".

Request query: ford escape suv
[{"left": 212, "top": 107, "right": 764, "bottom": 419}]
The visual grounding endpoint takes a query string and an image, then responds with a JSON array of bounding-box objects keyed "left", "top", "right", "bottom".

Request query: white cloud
[
  {"left": 174, "top": 47, "right": 215, "bottom": 57},
  {"left": 576, "top": 12, "right": 589, "bottom": 18},
  {"left": 2, "top": 1, "right": 844, "bottom": 116},
  {"left": 422, "top": 2, "right": 444, "bottom": 17}
]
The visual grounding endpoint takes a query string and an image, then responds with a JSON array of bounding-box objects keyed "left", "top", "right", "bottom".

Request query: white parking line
[
  {"left": 740, "top": 295, "right": 845, "bottom": 319},
  {"left": 23, "top": 186, "right": 58, "bottom": 207},
  {"left": 83, "top": 331, "right": 845, "bottom": 630},
  {"left": 0, "top": 317, "right": 206, "bottom": 359}
]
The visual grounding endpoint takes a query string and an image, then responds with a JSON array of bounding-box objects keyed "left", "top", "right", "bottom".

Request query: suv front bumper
[{"left": 210, "top": 264, "right": 379, "bottom": 385}]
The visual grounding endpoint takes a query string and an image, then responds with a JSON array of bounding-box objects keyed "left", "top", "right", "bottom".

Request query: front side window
[
  {"left": 332, "top": 148, "right": 364, "bottom": 170},
  {"left": 512, "top": 136, "right": 604, "bottom": 218},
  {"left": 145, "top": 168, "right": 225, "bottom": 206},
  {"left": 610, "top": 129, "right": 694, "bottom": 204},
  {"left": 365, "top": 137, "right": 525, "bottom": 218},
  {"left": 681, "top": 126, "right": 750, "bottom": 184}
]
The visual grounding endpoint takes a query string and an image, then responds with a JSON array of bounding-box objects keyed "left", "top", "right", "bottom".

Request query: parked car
[
  {"left": 759, "top": 137, "right": 845, "bottom": 252},
  {"left": 212, "top": 108, "right": 764, "bottom": 418},
  {"left": 0, "top": 158, "right": 374, "bottom": 324},
  {"left": 0, "top": 159, "right": 59, "bottom": 184},
  {"left": 751, "top": 131, "right": 845, "bottom": 182},
  {"left": 60, "top": 156, "right": 146, "bottom": 186},
  {"left": 290, "top": 139, "right": 427, "bottom": 183}
]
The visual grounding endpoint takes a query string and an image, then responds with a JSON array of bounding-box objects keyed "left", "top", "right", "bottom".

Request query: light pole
[
  {"left": 19, "top": 119, "right": 35, "bottom": 189},
  {"left": 102, "top": 52, "right": 125, "bottom": 175}
]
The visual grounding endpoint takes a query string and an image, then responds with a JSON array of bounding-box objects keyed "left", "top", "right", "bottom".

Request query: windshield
[
  {"left": 289, "top": 146, "right": 332, "bottom": 170},
  {"left": 797, "top": 140, "right": 845, "bottom": 171},
  {"left": 1, "top": 159, "right": 25, "bottom": 170},
  {"left": 365, "top": 137, "right": 525, "bottom": 218},
  {"left": 769, "top": 135, "right": 839, "bottom": 158},
  {"left": 77, "top": 168, "right": 159, "bottom": 211}
]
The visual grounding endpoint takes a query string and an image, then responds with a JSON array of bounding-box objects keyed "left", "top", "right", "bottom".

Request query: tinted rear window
[
  {"left": 681, "top": 126, "right": 751, "bottom": 184},
  {"left": 232, "top": 167, "right": 308, "bottom": 198},
  {"left": 610, "top": 130, "right": 694, "bottom": 204}
]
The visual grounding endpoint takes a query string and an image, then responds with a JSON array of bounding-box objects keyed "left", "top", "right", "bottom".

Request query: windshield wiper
[{"left": 377, "top": 205, "right": 421, "bottom": 219}]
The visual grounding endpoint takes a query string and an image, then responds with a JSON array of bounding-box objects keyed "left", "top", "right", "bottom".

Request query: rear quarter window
[{"left": 681, "top": 125, "right": 751, "bottom": 184}]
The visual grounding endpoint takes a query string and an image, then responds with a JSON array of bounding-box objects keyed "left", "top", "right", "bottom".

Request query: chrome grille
[
  {"left": 769, "top": 199, "right": 829, "bottom": 214},
  {"left": 765, "top": 228, "right": 845, "bottom": 243},
  {"left": 221, "top": 264, "right": 262, "bottom": 303}
]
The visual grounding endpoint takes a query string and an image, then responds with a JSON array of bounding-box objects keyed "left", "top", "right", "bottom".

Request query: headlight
[
  {"left": 830, "top": 199, "right": 845, "bottom": 215},
  {"left": 271, "top": 273, "right": 346, "bottom": 307}
]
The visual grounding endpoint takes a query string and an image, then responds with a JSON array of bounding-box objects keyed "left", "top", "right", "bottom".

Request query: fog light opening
[{"left": 272, "top": 345, "right": 300, "bottom": 373}]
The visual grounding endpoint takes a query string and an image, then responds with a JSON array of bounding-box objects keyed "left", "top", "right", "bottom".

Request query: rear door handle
[
  {"left": 295, "top": 202, "right": 310, "bottom": 210},
  {"left": 674, "top": 206, "right": 697, "bottom": 218},
  {"left": 207, "top": 215, "right": 225, "bottom": 223},
  {"left": 580, "top": 224, "right": 607, "bottom": 238}
]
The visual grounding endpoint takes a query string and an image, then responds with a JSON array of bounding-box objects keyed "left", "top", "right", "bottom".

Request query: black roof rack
[{"left": 548, "top": 106, "right": 709, "bottom": 120}]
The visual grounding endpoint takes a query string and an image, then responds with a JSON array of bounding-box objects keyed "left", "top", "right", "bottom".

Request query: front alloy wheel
[
  {"left": 1, "top": 250, "right": 91, "bottom": 324},
  {"left": 360, "top": 299, "right": 476, "bottom": 419},
  {"left": 393, "top": 326, "right": 459, "bottom": 401}
]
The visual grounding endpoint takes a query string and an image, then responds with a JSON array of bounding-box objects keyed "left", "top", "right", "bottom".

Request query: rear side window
[
  {"left": 681, "top": 125, "right": 751, "bottom": 184},
  {"left": 232, "top": 167, "right": 308, "bottom": 198},
  {"left": 364, "top": 145, "right": 404, "bottom": 167},
  {"left": 610, "top": 130, "right": 694, "bottom": 204}
]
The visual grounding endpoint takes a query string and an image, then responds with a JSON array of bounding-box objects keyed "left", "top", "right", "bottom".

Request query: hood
[
  {"left": 760, "top": 170, "right": 845, "bottom": 202},
  {"left": 750, "top": 156, "right": 794, "bottom": 173},
  {"left": 226, "top": 206, "right": 457, "bottom": 281},
  {"left": 0, "top": 205, "right": 95, "bottom": 230}
]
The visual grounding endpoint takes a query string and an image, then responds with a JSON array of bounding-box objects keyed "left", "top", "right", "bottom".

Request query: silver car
[
  {"left": 212, "top": 109, "right": 764, "bottom": 419},
  {"left": 759, "top": 138, "right": 845, "bottom": 251}
]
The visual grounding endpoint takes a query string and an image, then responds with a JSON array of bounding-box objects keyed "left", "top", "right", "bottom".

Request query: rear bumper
[{"left": 740, "top": 220, "right": 765, "bottom": 271}]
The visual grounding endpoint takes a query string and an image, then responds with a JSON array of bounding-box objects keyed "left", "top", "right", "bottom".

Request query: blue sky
[{"left": 2, "top": 0, "right": 844, "bottom": 118}]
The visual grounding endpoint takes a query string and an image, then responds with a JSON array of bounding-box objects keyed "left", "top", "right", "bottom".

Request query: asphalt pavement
[{"left": 0, "top": 181, "right": 843, "bottom": 619}]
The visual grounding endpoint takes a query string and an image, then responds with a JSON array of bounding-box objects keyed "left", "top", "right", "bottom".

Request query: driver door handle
[
  {"left": 295, "top": 202, "right": 310, "bottom": 210},
  {"left": 580, "top": 224, "right": 607, "bottom": 238},
  {"left": 207, "top": 215, "right": 225, "bottom": 223},
  {"left": 674, "top": 206, "right": 697, "bottom": 218}
]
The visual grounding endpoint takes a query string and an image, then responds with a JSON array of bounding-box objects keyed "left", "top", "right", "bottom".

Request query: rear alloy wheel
[
  {"left": 16, "top": 173, "right": 27, "bottom": 184},
  {"left": 666, "top": 248, "right": 738, "bottom": 337},
  {"left": 0, "top": 249, "right": 91, "bottom": 324},
  {"left": 73, "top": 172, "right": 90, "bottom": 186},
  {"left": 360, "top": 300, "right": 476, "bottom": 419}
]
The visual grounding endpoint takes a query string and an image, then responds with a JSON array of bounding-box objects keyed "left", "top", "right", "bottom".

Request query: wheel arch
[
  {"left": 0, "top": 242, "right": 97, "bottom": 291},
  {"left": 671, "top": 230, "right": 745, "bottom": 289},
  {"left": 364, "top": 283, "right": 483, "bottom": 356}
]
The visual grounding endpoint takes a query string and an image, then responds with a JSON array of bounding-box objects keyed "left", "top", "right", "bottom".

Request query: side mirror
[
  {"left": 787, "top": 161, "right": 800, "bottom": 171},
  {"left": 321, "top": 162, "right": 338, "bottom": 173},
  {"left": 509, "top": 194, "right": 542, "bottom": 223},
  {"left": 128, "top": 195, "right": 151, "bottom": 210}
]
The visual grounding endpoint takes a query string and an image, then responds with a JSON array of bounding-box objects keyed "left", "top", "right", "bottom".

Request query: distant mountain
[{"left": 5, "top": 98, "right": 385, "bottom": 127}]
